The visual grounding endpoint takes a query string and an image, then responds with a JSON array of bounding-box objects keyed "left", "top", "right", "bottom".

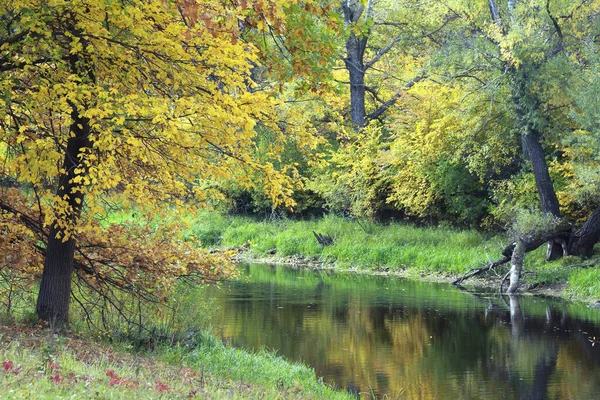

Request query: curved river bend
[{"left": 204, "top": 264, "right": 600, "bottom": 399}]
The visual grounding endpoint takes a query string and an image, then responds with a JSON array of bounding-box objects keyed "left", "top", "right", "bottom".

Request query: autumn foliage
[
  {"left": 0, "top": 0, "right": 336, "bottom": 323},
  {"left": 3, "top": 0, "right": 600, "bottom": 321}
]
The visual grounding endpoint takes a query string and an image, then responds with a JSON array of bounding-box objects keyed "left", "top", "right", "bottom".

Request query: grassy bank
[
  {"left": 0, "top": 323, "right": 351, "bottom": 399},
  {"left": 187, "top": 213, "right": 600, "bottom": 300}
]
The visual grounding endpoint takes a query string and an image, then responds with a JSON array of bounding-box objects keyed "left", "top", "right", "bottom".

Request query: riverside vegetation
[
  {"left": 187, "top": 212, "right": 600, "bottom": 302},
  {"left": 0, "top": 273, "right": 352, "bottom": 400},
  {"left": 0, "top": 323, "right": 351, "bottom": 400},
  {"left": 3, "top": 1, "right": 600, "bottom": 398}
]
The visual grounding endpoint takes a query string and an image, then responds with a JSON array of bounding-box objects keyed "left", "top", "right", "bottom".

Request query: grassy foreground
[
  {"left": 187, "top": 213, "right": 600, "bottom": 300},
  {"left": 0, "top": 323, "right": 351, "bottom": 399}
]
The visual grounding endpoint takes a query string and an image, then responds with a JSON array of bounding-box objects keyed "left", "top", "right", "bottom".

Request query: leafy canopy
[{"left": 0, "top": 0, "right": 331, "bottom": 314}]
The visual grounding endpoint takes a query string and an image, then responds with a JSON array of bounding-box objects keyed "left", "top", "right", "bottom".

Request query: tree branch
[
  {"left": 453, "top": 226, "right": 572, "bottom": 287},
  {"left": 488, "top": 0, "right": 503, "bottom": 28},
  {"left": 364, "top": 34, "right": 403, "bottom": 70},
  {"left": 364, "top": 15, "right": 458, "bottom": 71},
  {"left": 0, "top": 57, "right": 52, "bottom": 72},
  {"left": 452, "top": 256, "right": 511, "bottom": 286},
  {"left": 0, "top": 29, "right": 29, "bottom": 46},
  {"left": 546, "top": 0, "right": 564, "bottom": 57},
  {"left": 366, "top": 75, "right": 423, "bottom": 121}
]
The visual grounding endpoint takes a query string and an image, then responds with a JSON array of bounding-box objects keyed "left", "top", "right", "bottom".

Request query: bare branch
[
  {"left": 488, "top": 0, "right": 503, "bottom": 28},
  {"left": 364, "top": 15, "right": 458, "bottom": 70},
  {"left": 452, "top": 256, "right": 511, "bottom": 286},
  {"left": 373, "top": 21, "right": 408, "bottom": 28},
  {"left": 366, "top": 75, "right": 423, "bottom": 121},
  {"left": 546, "top": 0, "right": 564, "bottom": 57},
  {"left": 364, "top": 34, "right": 403, "bottom": 70}
]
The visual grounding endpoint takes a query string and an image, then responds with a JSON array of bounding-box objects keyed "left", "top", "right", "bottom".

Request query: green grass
[
  {"left": 219, "top": 214, "right": 503, "bottom": 274},
  {"left": 0, "top": 323, "right": 352, "bottom": 400},
  {"left": 566, "top": 268, "right": 600, "bottom": 298},
  {"left": 188, "top": 213, "right": 600, "bottom": 300},
  {"left": 186, "top": 211, "right": 231, "bottom": 247},
  {"left": 0, "top": 277, "right": 351, "bottom": 400},
  {"left": 161, "top": 331, "right": 348, "bottom": 399}
]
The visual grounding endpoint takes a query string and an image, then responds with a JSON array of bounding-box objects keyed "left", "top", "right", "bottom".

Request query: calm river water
[{"left": 204, "top": 263, "right": 600, "bottom": 399}]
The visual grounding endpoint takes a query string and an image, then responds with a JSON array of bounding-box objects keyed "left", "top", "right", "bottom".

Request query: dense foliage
[{"left": 2, "top": 0, "right": 600, "bottom": 322}]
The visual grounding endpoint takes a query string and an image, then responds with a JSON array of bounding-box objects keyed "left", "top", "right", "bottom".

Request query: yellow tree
[{"left": 0, "top": 0, "right": 319, "bottom": 324}]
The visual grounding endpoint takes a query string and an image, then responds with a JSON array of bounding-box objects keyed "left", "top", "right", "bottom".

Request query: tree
[
  {"left": 309, "top": 1, "right": 466, "bottom": 220},
  {"left": 0, "top": 0, "right": 320, "bottom": 325},
  {"left": 485, "top": 0, "right": 564, "bottom": 259},
  {"left": 340, "top": 0, "right": 449, "bottom": 127},
  {"left": 428, "top": 0, "right": 600, "bottom": 290}
]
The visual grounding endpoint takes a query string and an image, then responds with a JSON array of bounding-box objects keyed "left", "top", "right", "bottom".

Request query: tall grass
[
  {"left": 215, "top": 214, "right": 504, "bottom": 274},
  {"left": 567, "top": 268, "right": 600, "bottom": 298}
]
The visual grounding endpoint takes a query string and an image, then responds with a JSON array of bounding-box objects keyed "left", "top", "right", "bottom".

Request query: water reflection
[{"left": 205, "top": 264, "right": 600, "bottom": 399}]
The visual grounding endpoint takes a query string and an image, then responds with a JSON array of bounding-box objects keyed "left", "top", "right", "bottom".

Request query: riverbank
[
  {"left": 233, "top": 251, "right": 584, "bottom": 303},
  {"left": 187, "top": 213, "right": 600, "bottom": 303},
  {"left": 0, "top": 322, "right": 351, "bottom": 399}
]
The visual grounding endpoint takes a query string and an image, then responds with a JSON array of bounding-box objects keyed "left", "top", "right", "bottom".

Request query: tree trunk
[
  {"left": 507, "top": 240, "right": 525, "bottom": 293},
  {"left": 346, "top": 43, "right": 366, "bottom": 127},
  {"left": 521, "top": 131, "right": 564, "bottom": 260},
  {"left": 521, "top": 132, "right": 560, "bottom": 217},
  {"left": 510, "top": 67, "right": 563, "bottom": 259},
  {"left": 342, "top": 1, "right": 368, "bottom": 128},
  {"left": 568, "top": 205, "right": 600, "bottom": 257},
  {"left": 36, "top": 107, "right": 90, "bottom": 324},
  {"left": 35, "top": 44, "right": 93, "bottom": 325},
  {"left": 36, "top": 227, "right": 77, "bottom": 324}
]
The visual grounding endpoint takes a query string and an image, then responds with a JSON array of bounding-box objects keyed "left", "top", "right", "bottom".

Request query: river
[{"left": 204, "top": 263, "right": 600, "bottom": 399}]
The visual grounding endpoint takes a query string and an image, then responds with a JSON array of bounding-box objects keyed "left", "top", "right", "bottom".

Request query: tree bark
[
  {"left": 343, "top": 1, "right": 368, "bottom": 127},
  {"left": 36, "top": 105, "right": 90, "bottom": 324},
  {"left": 36, "top": 227, "right": 78, "bottom": 324},
  {"left": 520, "top": 132, "right": 560, "bottom": 217},
  {"left": 521, "top": 131, "right": 565, "bottom": 260},
  {"left": 507, "top": 240, "right": 525, "bottom": 293},
  {"left": 346, "top": 46, "right": 366, "bottom": 127},
  {"left": 568, "top": 205, "right": 600, "bottom": 257},
  {"left": 35, "top": 36, "right": 93, "bottom": 325}
]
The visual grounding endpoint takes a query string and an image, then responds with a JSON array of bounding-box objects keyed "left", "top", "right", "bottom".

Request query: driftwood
[{"left": 313, "top": 231, "right": 334, "bottom": 246}]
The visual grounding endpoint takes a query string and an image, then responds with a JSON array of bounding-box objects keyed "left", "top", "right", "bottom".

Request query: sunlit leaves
[{"left": 0, "top": 0, "right": 328, "bottom": 303}]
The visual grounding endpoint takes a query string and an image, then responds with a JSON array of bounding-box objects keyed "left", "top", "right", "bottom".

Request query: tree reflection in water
[{"left": 205, "top": 264, "right": 600, "bottom": 399}]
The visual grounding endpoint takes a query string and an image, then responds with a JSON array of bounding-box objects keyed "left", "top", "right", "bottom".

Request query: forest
[{"left": 1, "top": 1, "right": 600, "bottom": 399}]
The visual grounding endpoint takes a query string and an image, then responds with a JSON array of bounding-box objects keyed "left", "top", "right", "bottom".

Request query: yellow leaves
[
  {"left": 69, "top": 35, "right": 83, "bottom": 55},
  {"left": 0, "top": 0, "right": 325, "bottom": 295},
  {"left": 125, "top": 136, "right": 142, "bottom": 147}
]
